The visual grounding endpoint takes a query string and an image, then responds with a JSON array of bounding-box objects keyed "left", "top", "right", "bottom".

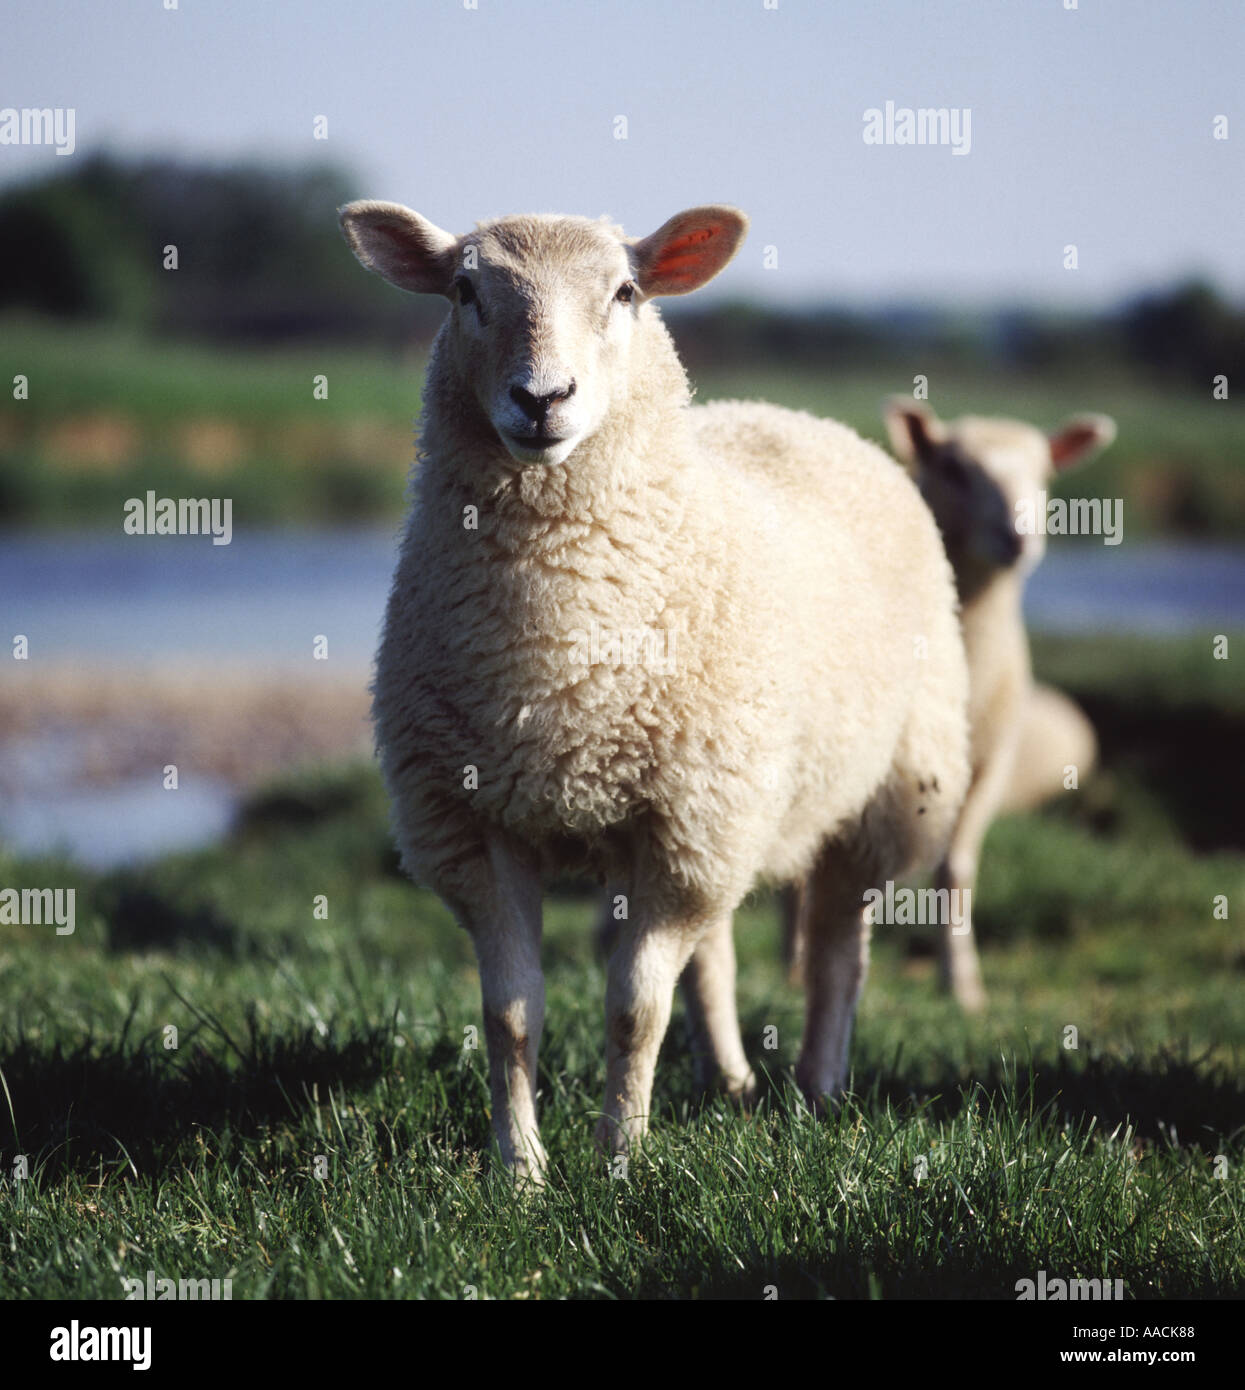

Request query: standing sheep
[
  {"left": 883, "top": 400, "right": 1114, "bottom": 1009},
  {"left": 339, "top": 199, "right": 970, "bottom": 1181}
]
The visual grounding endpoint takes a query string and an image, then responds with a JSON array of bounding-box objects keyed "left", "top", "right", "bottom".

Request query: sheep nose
[{"left": 509, "top": 380, "right": 576, "bottom": 422}]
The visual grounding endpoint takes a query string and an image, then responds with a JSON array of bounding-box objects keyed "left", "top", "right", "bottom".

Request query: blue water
[
  {"left": 2, "top": 529, "right": 1243, "bottom": 663},
  {"left": 2, "top": 774, "right": 236, "bottom": 870},
  {"left": 0, "top": 526, "right": 398, "bottom": 670}
]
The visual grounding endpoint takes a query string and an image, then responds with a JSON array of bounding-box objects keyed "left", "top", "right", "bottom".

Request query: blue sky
[{"left": 2, "top": 0, "right": 1242, "bottom": 307}]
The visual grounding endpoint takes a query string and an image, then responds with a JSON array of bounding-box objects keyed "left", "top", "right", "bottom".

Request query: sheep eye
[
  {"left": 454, "top": 275, "right": 476, "bottom": 306},
  {"left": 615, "top": 280, "right": 636, "bottom": 305}
]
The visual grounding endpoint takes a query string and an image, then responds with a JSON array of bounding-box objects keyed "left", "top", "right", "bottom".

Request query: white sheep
[
  {"left": 339, "top": 199, "right": 970, "bottom": 1180},
  {"left": 882, "top": 400, "right": 1115, "bottom": 1009}
]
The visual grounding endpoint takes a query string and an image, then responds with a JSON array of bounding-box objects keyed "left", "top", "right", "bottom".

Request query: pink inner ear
[
  {"left": 652, "top": 225, "right": 721, "bottom": 282},
  {"left": 1050, "top": 426, "right": 1096, "bottom": 469}
]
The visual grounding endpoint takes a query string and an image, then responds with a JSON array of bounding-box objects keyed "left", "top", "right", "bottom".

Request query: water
[
  {"left": 2, "top": 529, "right": 1242, "bottom": 664},
  {"left": 1, "top": 526, "right": 397, "bottom": 669},
  {"left": 2, "top": 528, "right": 1243, "bottom": 867},
  {"left": 1023, "top": 542, "right": 1245, "bottom": 635},
  {"left": 1, "top": 774, "right": 235, "bottom": 870}
]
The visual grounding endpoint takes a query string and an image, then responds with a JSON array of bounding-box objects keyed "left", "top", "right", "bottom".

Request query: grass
[
  {"left": 2, "top": 314, "right": 1243, "bottom": 535},
  {"left": 0, "top": 636, "right": 1242, "bottom": 1300}
]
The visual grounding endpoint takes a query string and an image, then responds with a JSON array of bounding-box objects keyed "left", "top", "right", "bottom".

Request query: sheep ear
[
  {"left": 1048, "top": 413, "right": 1116, "bottom": 472},
  {"left": 884, "top": 398, "right": 944, "bottom": 466},
  {"left": 630, "top": 205, "right": 748, "bottom": 297},
  {"left": 338, "top": 201, "right": 459, "bottom": 296}
]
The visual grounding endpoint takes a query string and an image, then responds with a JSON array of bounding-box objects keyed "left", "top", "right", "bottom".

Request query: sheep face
[
  {"left": 339, "top": 201, "right": 748, "bottom": 468},
  {"left": 885, "top": 402, "right": 1115, "bottom": 591},
  {"left": 448, "top": 217, "right": 641, "bottom": 466}
]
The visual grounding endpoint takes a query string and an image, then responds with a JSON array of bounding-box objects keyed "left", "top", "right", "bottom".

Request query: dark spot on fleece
[{"left": 610, "top": 1010, "right": 638, "bottom": 1053}]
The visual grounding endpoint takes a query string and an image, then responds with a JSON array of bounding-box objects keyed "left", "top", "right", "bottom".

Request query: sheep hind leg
[
  {"left": 778, "top": 881, "right": 805, "bottom": 986},
  {"left": 678, "top": 912, "right": 757, "bottom": 1104},
  {"left": 794, "top": 846, "right": 873, "bottom": 1111},
  {"left": 593, "top": 879, "right": 631, "bottom": 962}
]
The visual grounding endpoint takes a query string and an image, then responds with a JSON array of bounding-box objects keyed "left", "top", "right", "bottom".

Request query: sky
[{"left": 2, "top": 0, "right": 1242, "bottom": 308}]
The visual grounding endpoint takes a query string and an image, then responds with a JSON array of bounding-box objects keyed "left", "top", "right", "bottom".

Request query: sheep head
[
  {"left": 885, "top": 399, "right": 1116, "bottom": 585},
  {"left": 339, "top": 202, "right": 748, "bottom": 467}
]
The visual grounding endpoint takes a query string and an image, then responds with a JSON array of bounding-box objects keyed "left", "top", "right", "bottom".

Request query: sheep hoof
[
  {"left": 722, "top": 1070, "right": 759, "bottom": 1110},
  {"left": 510, "top": 1162, "right": 547, "bottom": 1193},
  {"left": 691, "top": 1059, "right": 758, "bottom": 1108},
  {"left": 509, "top": 1153, "right": 549, "bottom": 1190},
  {"left": 794, "top": 1063, "right": 848, "bottom": 1117},
  {"left": 593, "top": 1113, "right": 641, "bottom": 1162},
  {"left": 953, "top": 981, "right": 987, "bottom": 1014},
  {"left": 940, "top": 962, "right": 988, "bottom": 1012}
]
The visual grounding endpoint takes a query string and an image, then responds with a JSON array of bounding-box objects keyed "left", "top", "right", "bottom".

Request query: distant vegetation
[
  {"left": 1, "top": 153, "right": 1242, "bottom": 534},
  {"left": 5, "top": 151, "right": 1245, "bottom": 379}
]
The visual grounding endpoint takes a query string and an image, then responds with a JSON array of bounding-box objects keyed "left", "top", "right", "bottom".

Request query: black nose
[
  {"left": 999, "top": 527, "right": 1023, "bottom": 564},
  {"left": 510, "top": 380, "right": 576, "bottom": 423}
]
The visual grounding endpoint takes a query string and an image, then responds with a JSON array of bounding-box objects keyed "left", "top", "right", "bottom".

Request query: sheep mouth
[
  {"left": 509, "top": 431, "right": 564, "bottom": 447},
  {"left": 501, "top": 428, "right": 573, "bottom": 462}
]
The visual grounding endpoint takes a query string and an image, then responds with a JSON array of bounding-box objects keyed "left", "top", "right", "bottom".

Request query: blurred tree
[
  {"left": 0, "top": 152, "right": 441, "bottom": 345},
  {"left": 2, "top": 154, "right": 1242, "bottom": 375},
  {"left": 1119, "top": 280, "right": 1245, "bottom": 385}
]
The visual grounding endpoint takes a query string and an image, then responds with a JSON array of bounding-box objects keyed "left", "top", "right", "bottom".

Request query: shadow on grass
[
  {"left": 0, "top": 1018, "right": 483, "bottom": 1184},
  {"left": 1077, "top": 695, "right": 1245, "bottom": 852},
  {"left": 736, "top": 1033, "right": 1244, "bottom": 1154},
  {"left": 639, "top": 1246, "right": 1243, "bottom": 1300},
  {"left": 99, "top": 882, "right": 262, "bottom": 957},
  {"left": 646, "top": 1030, "right": 1245, "bottom": 1299},
  {"left": 4, "top": 991, "right": 1239, "bottom": 1209}
]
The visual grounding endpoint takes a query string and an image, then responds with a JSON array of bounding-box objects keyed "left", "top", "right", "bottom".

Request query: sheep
[
  {"left": 998, "top": 681, "right": 1098, "bottom": 816},
  {"left": 780, "top": 404, "right": 1112, "bottom": 996},
  {"left": 338, "top": 199, "right": 970, "bottom": 1181},
  {"left": 780, "top": 686, "right": 1100, "bottom": 986},
  {"left": 878, "top": 400, "right": 1114, "bottom": 1009}
]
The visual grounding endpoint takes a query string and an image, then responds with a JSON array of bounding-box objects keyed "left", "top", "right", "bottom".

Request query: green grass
[
  {"left": 0, "top": 637, "right": 1242, "bottom": 1299},
  {"left": 2, "top": 315, "right": 1243, "bottom": 534},
  {"left": 0, "top": 314, "right": 424, "bottom": 423}
]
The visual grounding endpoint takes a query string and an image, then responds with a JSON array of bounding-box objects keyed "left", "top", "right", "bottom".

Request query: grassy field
[
  {"left": 0, "top": 635, "right": 1241, "bottom": 1300},
  {"left": 2, "top": 315, "right": 1243, "bottom": 535}
]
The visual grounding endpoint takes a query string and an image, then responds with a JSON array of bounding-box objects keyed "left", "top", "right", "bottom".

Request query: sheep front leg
[
  {"left": 595, "top": 911, "right": 705, "bottom": 1158},
  {"left": 679, "top": 912, "right": 756, "bottom": 1103},
  {"left": 935, "top": 854, "right": 985, "bottom": 1013},
  {"left": 463, "top": 842, "right": 548, "bottom": 1183},
  {"left": 935, "top": 746, "right": 1014, "bottom": 1013}
]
